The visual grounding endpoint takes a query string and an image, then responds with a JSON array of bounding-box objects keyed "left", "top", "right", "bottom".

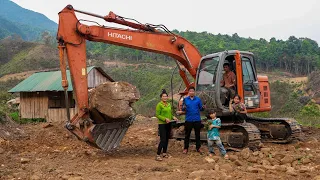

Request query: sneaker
[
  {"left": 183, "top": 149, "right": 188, "bottom": 154},
  {"left": 224, "top": 154, "right": 229, "bottom": 160},
  {"left": 155, "top": 155, "right": 163, "bottom": 161}
]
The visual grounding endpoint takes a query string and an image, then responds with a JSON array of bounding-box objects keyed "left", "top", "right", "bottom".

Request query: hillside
[
  {"left": 0, "top": 0, "right": 57, "bottom": 41},
  {"left": 0, "top": 37, "right": 59, "bottom": 76},
  {"left": 87, "top": 31, "right": 320, "bottom": 76}
]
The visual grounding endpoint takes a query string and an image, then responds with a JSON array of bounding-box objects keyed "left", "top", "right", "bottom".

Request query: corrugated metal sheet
[{"left": 8, "top": 66, "right": 102, "bottom": 93}]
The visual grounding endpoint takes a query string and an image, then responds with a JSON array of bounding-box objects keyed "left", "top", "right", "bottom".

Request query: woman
[
  {"left": 229, "top": 94, "right": 247, "bottom": 123},
  {"left": 155, "top": 89, "right": 177, "bottom": 161}
]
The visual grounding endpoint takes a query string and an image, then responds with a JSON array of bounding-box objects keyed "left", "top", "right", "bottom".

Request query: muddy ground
[{"left": 0, "top": 116, "right": 320, "bottom": 180}]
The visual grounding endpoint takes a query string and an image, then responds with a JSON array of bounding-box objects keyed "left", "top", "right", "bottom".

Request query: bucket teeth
[{"left": 91, "top": 116, "right": 135, "bottom": 151}]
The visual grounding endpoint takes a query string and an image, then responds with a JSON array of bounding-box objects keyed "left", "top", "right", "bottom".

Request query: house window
[{"left": 48, "top": 91, "right": 75, "bottom": 108}]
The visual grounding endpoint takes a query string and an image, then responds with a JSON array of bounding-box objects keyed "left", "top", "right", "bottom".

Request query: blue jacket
[{"left": 182, "top": 96, "right": 204, "bottom": 122}]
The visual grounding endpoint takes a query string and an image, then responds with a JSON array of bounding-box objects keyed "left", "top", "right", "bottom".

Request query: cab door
[{"left": 241, "top": 55, "right": 260, "bottom": 109}]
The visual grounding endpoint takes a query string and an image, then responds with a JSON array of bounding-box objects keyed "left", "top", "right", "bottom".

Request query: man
[
  {"left": 177, "top": 86, "right": 205, "bottom": 154},
  {"left": 220, "top": 62, "right": 236, "bottom": 90},
  {"left": 220, "top": 62, "right": 237, "bottom": 104}
]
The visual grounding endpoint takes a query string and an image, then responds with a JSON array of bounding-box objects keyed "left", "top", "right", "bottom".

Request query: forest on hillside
[{"left": 87, "top": 30, "right": 320, "bottom": 75}]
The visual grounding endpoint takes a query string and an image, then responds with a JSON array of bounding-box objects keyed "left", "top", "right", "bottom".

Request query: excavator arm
[{"left": 56, "top": 5, "right": 202, "bottom": 151}]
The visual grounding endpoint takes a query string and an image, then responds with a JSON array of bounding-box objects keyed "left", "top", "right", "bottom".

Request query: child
[
  {"left": 206, "top": 110, "right": 229, "bottom": 159},
  {"left": 229, "top": 94, "right": 247, "bottom": 123}
]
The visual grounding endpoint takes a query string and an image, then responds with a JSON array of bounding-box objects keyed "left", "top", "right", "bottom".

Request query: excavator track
[
  {"left": 221, "top": 122, "right": 261, "bottom": 151},
  {"left": 172, "top": 122, "right": 261, "bottom": 151},
  {"left": 246, "top": 116, "right": 302, "bottom": 144}
]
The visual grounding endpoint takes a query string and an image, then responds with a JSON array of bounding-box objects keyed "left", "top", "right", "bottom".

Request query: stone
[
  {"left": 214, "top": 164, "right": 220, "bottom": 171},
  {"left": 68, "top": 177, "right": 84, "bottom": 180},
  {"left": 0, "top": 148, "right": 4, "bottom": 154},
  {"left": 188, "top": 170, "right": 206, "bottom": 179},
  {"left": 287, "top": 145, "right": 296, "bottom": 152},
  {"left": 30, "top": 175, "right": 41, "bottom": 180},
  {"left": 220, "top": 164, "right": 233, "bottom": 172},
  {"left": 0, "top": 137, "right": 5, "bottom": 144},
  {"left": 212, "top": 156, "right": 220, "bottom": 163},
  {"left": 89, "top": 82, "right": 140, "bottom": 120},
  {"left": 299, "top": 166, "right": 311, "bottom": 173},
  {"left": 274, "top": 165, "right": 287, "bottom": 172},
  {"left": 274, "top": 153, "right": 286, "bottom": 161},
  {"left": 234, "top": 160, "right": 244, "bottom": 166},
  {"left": 42, "top": 123, "right": 53, "bottom": 128},
  {"left": 20, "top": 158, "right": 31, "bottom": 164},
  {"left": 61, "top": 175, "right": 70, "bottom": 180},
  {"left": 291, "top": 160, "right": 299, "bottom": 168},
  {"left": 240, "top": 148, "right": 251, "bottom": 160},
  {"left": 261, "top": 160, "right": 271, "bottom": 166},
  {"left": 229, "top": 155, "right": 238, "bottom": 161},
  {"left": 258, "top": 152, "right": 265, "bottom": 159},
  {"left": 262, "top": 165, "right": 276, "bottom": 170},
  {"left": 247, "top": 157, "right": 258, "bottom": 163},
  {"left": 260, "top": 148, "right": 271, "bottom": 154},
  {"left": 301, "top": 158, "right": 311, "bottom": 164},
  {"left": 268, "top": 158, "right": 280, "bottom": 166},
  {"left": 280, "top": 155, "right": 294, "bottom": 164},
  {"left": 314, "top": 175, "right": 320, "bottom": 180},
  {"left": 247, "top": 166, "right": 265, "bottom": 173},
  {"left": 286, "top": 167, "right": 297, "bottom": 176},
  {"left": 252, "top": 151, "right": 259, "bottom": 156},
  {"left": 204, "top": 157, "right": 215, "bottom": 163}
]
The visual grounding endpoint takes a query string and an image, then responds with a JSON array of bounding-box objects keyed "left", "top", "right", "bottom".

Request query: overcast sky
[{"left": 11, "top": 0, "right": 320, "bottom": 44}]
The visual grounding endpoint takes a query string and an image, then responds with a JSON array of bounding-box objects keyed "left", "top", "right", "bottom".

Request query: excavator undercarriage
[{"left": 172, "top": 116, "right": 302, "bottom": 151}]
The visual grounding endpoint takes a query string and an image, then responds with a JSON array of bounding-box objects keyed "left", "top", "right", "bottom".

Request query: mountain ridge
[{"left": 0, "top": 0, "right": 57, "bottom": 41}]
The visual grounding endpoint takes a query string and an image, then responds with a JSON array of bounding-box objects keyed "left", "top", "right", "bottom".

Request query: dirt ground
[{"left": 1, "top": 116, "right": 320, "bottom": 180}]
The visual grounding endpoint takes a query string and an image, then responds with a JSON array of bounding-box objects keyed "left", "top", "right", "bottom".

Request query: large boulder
[{"left": 89, "top": 81, "right": 140, "bottom": 122}]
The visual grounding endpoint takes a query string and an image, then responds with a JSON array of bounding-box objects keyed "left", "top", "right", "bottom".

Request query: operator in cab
[{"left": 220, "top": 62, "right": 236, "bottom": 104}]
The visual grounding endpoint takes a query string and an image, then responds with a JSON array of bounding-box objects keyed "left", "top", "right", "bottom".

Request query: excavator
[{"left": 56, "top": 5, "right": 301, "bottom": 151}]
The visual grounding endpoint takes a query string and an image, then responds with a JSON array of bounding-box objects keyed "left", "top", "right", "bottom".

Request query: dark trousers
[
  {"left": 184, "top": 121, "right": 202, "bottom": 150},
  {"left": 157, "top": 123, "right": 171, "bottom": 155}
]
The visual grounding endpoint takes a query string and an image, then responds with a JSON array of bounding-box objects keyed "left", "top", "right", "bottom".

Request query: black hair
[
  {"left": 233, "top": 94, "right": 242, "bottom": 101},
  {"left": 188, "top": 86, "right": 195, "bottom": 91},
  {"left": 223, "top": 63, "right": 230, "bottom": 67},
  {"left": 160, "top": 89, "right": 168, "bottom": 98},
  {"left": 206, "top": 109, "right": 216, "bottom": 118}
]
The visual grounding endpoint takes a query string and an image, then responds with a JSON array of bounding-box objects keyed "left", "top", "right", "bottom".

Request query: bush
[{"left": 9, "top": 111, "right": 19, "bottom": 121}]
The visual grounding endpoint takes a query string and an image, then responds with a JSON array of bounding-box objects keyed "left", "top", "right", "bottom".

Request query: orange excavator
[{"left": 57, "top": 5, "right": 301, "bottom": 151}]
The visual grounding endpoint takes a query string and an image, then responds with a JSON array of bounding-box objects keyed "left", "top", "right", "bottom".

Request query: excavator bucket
[{"left": 90, "top": 116, "right": 136, "bottom": 151}]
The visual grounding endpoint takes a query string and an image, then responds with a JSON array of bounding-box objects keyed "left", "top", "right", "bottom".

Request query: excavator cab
[{"left": 195, "top": 50, "right": 267, "bottom": 116}]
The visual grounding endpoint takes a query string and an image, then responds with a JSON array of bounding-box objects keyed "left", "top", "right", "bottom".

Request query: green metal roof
[{"left": 8, "top": 66, "right": 108, "bottom": 93}]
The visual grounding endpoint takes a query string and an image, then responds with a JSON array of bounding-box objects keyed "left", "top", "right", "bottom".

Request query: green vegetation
[
  {"left": 0, "top": 78, "right": 21, "bottom": 122},
  {"left": 88, "top": 31, "right": 320, "bottom": 76},
  {"left": 0, "top": 37, "right": 59, "bottom": 77},
  {"left": 252, "top": 81, "right": 320, "bottom": 127}
]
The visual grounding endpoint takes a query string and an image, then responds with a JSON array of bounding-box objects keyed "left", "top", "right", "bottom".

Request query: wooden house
[{"left": 8, "top": 66, "right": 114, "bottom": 122}]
